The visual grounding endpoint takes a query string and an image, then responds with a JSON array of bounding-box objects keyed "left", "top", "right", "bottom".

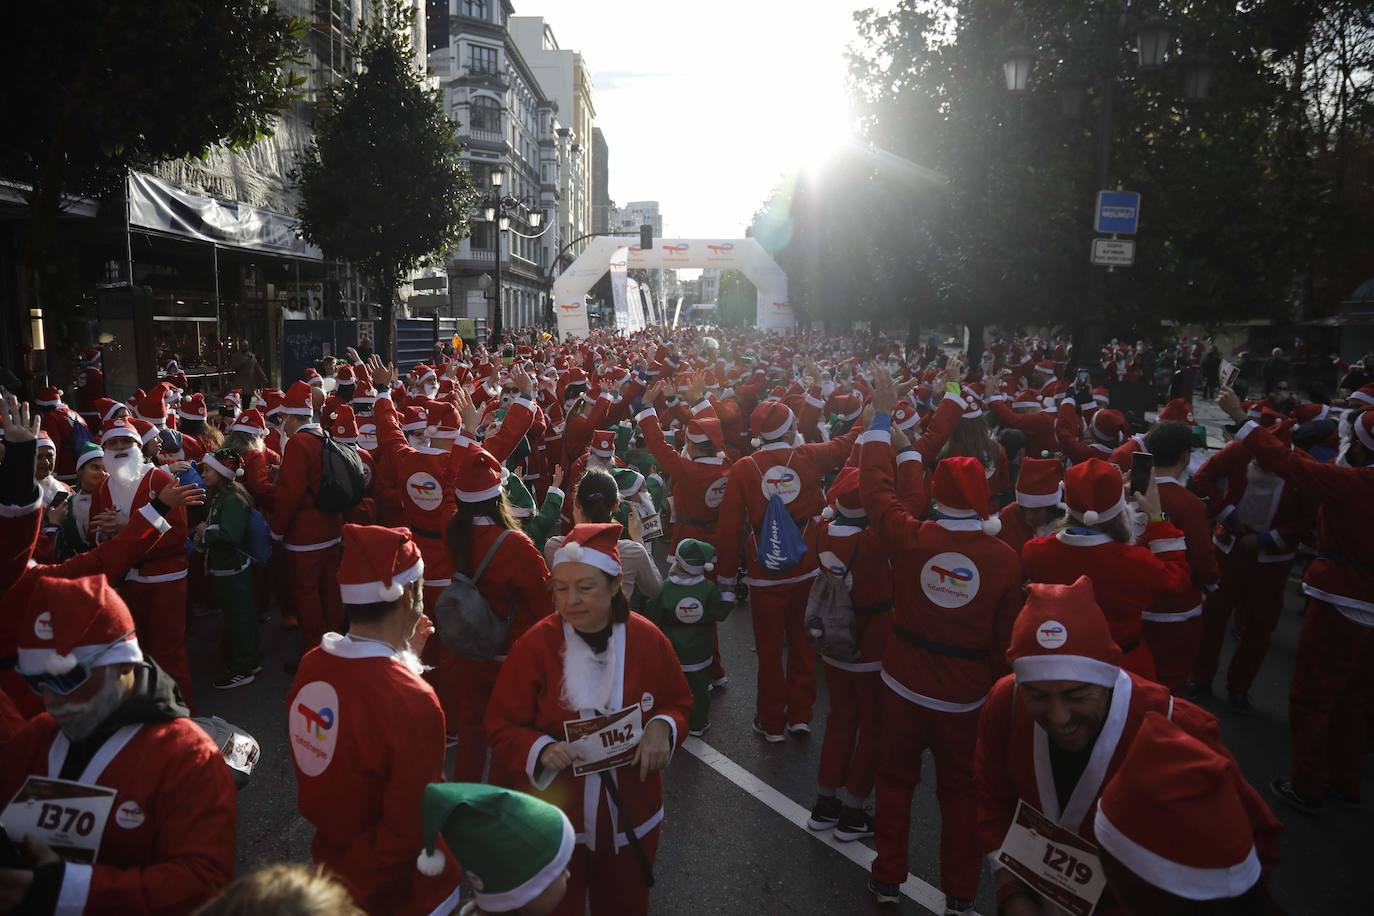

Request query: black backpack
[
  {"left": 434, "top": 529, "right": 516, "bottom": 661},
  {"left": 315, "top": 432, "right": 367, "bottom": 514}
]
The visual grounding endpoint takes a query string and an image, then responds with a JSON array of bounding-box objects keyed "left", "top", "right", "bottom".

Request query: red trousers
[
  {"left": 440, "top": 651, "right": 500, "bottom": 782},
  {"left": 817, "top": 663, "right": 882, "bottom": 799},
  {"left": 286, "top": 546, "right": 342, "bottom": 656},
  {"left": 1119, "top": 637, "right": 1156, "bottom": 683},
  {"left": 550, "top": 800, "right": 660, "bottom": 916},
  {"left": 1140, "top": 615, "right": 1202, "bottom": 693},
  {"left": 871, "top": 687, "right": 981, "bottom": 897},
  {"left": 749, "top": 578, "right": 817, "bottom": 733},
  {"left": 1192, "top": 551, "right": 1292, "bottom": 694},
  {"left": 1289, "top": 599, "right": 1374, "bottom": 801},
  {"left": 122, "top": 578, "right": 193, "bottom": 710}
]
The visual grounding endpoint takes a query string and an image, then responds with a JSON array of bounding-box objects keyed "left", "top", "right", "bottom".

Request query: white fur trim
[
  {"left": 1013, "top": 654, "right": 1120, "bottom": 688},
  {"left": 1071, "top": 493, "right": 1125, "bottom": 527},
  {"left": 46, "top": 653, "right": 77, "bottom": 676},
  {"left": 982, "top": 516, "right": 1002, "bottom": 536},
  {"left": 1015, "top": 487, "right": 1062, "bottom": 508},
  {"left": 338, "top": 558, "right": 424, "bottom": 605},
  {"left": 552, "top": 542, "right": 620, "bottom": 576},
  {"left": 202, "top": 453, "right": 241, "bottom": 481},
  {"left": 1093, "top": 809, "right": 1260, "bottom": 900},
  {"left": 415, "top": 848, "right": 446, "bottom": 876},
  {"left": 456, "top": 481, "right": 503, "bottom": 503}
]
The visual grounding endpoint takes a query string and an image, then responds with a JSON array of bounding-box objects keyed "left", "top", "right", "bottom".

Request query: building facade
[
  {"left": 427, "top": 0, "right": 560, "bottom": 331},
  {"left": 592, "top": 126, "right": 611, "bottom": 234}
]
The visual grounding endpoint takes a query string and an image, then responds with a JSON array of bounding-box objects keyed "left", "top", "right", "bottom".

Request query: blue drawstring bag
[
  {"left": 757, "top": 491, "right": 806, "bottom": 573},
  {"left": 242, "top": 508, "right": 273, "bottom": 565}
]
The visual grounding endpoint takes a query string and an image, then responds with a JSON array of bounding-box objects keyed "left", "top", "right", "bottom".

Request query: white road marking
[{"left": 681, "top": 736, "right": 982, "bottom": 915}]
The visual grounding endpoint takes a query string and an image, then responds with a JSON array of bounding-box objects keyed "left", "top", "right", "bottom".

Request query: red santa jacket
[
  {"left": 562, "top": 393, "right": 612, "bottom": 470},
  {"left": 636, "top": 407, "right": 732, "bottom": 550},
  {"left": 90, "top": 466, "right": 189, "bottom": 582},
  {"left": 458, "top": 519, "right": 553, "bottom": 665},
  {"left": 988, "top": 398, "right": 1060, "bottom": 459},
  {"left": 75, "top": 366, "right": 106, "bottom": 424},
  {"left": 974, "top": 670, "right": 1282, "bottom": 902},
  {"left": 0, "top": 713, "right": 236, "bottom": 915},
  {"left": 714, "top": 426, "right": 862, "bottom": 589},
  {"left": 1234, "top": 420, "right": 1374, "bottom": 624},
  {"left": 1108, "top": 433, "right": 1149, "bottom": 473},
  {"left": 1147, "top": 478, "right": 1220, "bottom": 620},
  {"left": 270, "top": 425, "right": 342, "bottom": 552},
  {"left": 40, "top": 407, "right": 86, "bottom": 482},
  {"left": 486, "top": 613, "right": 692, "bottom": 851},
  {"left": 239, "top": 445, "right": 276, "bottom": 514},
  {"left": 995, "top": 503, "right": 1058, "bottom": 558},
  {"left": 1192, "top": 440, "right": 1311, "bottom": 564},
  {"left": 1022, "top": 522, "right": 1193, "bottom": 657},
  {"left": 287, "top": 635, "right": 462, "bottom": 915},
  {"left": 264, "top": 425, "right": 285, "bottom": 458},
  {"left": 860, "top": 431, "right": 1021, "bottom": 709}
]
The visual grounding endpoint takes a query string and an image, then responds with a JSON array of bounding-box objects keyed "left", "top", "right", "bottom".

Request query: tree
[
  {"left": 295, "top": 0, "right": 476, "bottom": 359},
  {"left": 0, "top": 0, "right": 304, "bottom": 360},
  {"left": 717, "top": 270, "right": 757, "bottom": 328}
]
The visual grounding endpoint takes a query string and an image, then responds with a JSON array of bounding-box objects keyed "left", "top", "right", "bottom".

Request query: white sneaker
[
  {"left": 710, "top": 674, "right": 730, "bottom": 689},
  {"left": 752, "top": 719, "right": 785, "bottom": 743},
  {"left": 688, "top": 722, "right": 711, "bottom": 737},
  {"left": 787, "top": 722, "right": 812, "bottom": 736}
]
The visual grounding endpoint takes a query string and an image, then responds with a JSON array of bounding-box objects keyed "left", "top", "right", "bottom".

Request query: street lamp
[
  {"left": 1002, "top": 46, "right": 1036, "bottom": 93},
  {"left": 1135, "top": 19, "right": 1175, "bottom": 70},
  {"left": 476, "top": 166, "right": 554, "bottom": 348}
]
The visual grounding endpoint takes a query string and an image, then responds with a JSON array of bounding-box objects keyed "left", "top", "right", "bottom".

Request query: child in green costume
[
  {"left": 196, "top": 447, "right": 260, "bottom": 689},
  {"left": 644, "top": 539, "right": 732, "bottom": 736},
  {"left": 504, "top": 465, "right": 564, "bottom": 552}
]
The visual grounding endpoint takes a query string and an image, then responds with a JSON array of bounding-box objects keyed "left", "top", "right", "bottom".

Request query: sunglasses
[{"left": 23, "top": 630, "right": 134, "bottom": 697}]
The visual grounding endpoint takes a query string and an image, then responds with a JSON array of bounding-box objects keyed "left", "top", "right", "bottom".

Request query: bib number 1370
[
  {"left": 37, "top": 803, "right": 97, "bottom": 837},
  {"left": 1042, "top": 841, "right": 1094, "bottom": 885}
]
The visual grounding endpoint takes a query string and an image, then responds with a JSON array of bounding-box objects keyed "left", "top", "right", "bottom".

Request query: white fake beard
[
  {"left": 422, "top": 383, "right": 439, "bottom": 399},
  {"left": 48, "top": 669, "right": 127, "bottom": 742},
  {"left": 406, "top": 433, "right": 426, "bottom": 449},
  {"left": 560, "top": 628, "right": 616, "bottom": 713},
  {"left": 104, "top": 448, "right": 146, "bottom": 515}
]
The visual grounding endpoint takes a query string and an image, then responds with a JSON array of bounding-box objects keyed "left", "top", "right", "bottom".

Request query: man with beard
[
  {"left": 1217, "top": 388, "right": 1374, "bottom": 813},
  {"left": 0, "top": 574, "right": 236, "bottom": 914},
  {"left": 286, "top": 524, "right": 462, "bottom": 916},
  {"left": 86, "top": 417, "right": 194, "bottom": 707}
]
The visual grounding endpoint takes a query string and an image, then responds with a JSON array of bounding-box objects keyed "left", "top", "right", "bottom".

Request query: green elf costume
[
  {"left": 503, "top": 470, "right": 563, "bottom": 552},
  {"left": 644, "top": 539, "right": 732, "bottom": 736},
  {"left": 199, "top": 447, "right": 260, "bottom": 688},
  {"left": 416, "top": 783, "right": 575, "bottom": 915}
]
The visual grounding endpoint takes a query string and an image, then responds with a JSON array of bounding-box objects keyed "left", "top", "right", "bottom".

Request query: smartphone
[{"left": 1131, "top": 451, "right": 1154, "bottom": 497}]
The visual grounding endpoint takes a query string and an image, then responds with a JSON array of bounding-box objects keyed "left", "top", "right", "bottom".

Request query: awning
[{"left": 127, "top": 171, "right": 323, "bottom": 260}]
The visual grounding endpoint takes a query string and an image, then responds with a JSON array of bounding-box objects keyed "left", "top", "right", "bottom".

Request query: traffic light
[{"left": 640, "top": 224, "right": 653, "bottom": 250}]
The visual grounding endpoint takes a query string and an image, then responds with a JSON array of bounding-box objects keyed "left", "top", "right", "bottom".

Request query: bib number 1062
[
  {"left": 1042, "top": 842, "right": 1093, "bottom": 886},
  {"left": 37, "top": 803, "right": 97, "bottom": 837}
]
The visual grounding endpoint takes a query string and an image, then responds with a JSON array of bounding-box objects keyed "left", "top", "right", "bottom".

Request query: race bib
[
  {"left": 563, "top": 704, "right": 643, "bottom": 778},
  {"left": 996, "top": 801, "right": 1107, "bottom": 916},
  {"left": 760, "top": 465, "right": 801, "bottom": 505},
  {"left": 2, "top": 777, "right": 117, "bottom": 864}
]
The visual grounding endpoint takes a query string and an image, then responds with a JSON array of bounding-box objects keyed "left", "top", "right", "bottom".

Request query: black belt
[
  {"left": 1119, "top": 636, "right": 1140, "bottom": 654},
  {"left": 1317, "top": 551, "right": 1374, "bottom": 574},
  {"left": 854, "top": 599, "right": 892, "bottom": 617},
  {"left": 893, "top": 625, "right": 988, "bottom": 661},
  {"left": 675, "top": 516, "right": 715, "bottom": 527},
  {"left": 411, "top": 526, "right": 443, "bottom": 541}
]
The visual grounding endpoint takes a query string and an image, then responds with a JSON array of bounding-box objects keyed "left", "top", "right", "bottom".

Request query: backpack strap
[{"left": 473, "top": 528, "right": 513, "bottom": 585}]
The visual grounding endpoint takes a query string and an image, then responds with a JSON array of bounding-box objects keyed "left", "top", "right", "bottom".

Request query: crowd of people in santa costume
[{"left": 1, "top": 321, "right": 1372, "bottom": 916}]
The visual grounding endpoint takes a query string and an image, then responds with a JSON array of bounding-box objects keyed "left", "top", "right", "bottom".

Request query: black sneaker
[
  {"left": 834, "top": 805, "right": 874, "bottom": 842},
  {"left": 1227, "top": 691, "right": 1254, "bottom": 716},
  {"left": 806, "top": 795, "right": 842, "bottom": 831},
  {"left": 1180, "top": 680, "right": 1211, "bottom": 701},
  {"left": 213, "top": 671, "right": 256, "bottom": 690},
  {"left": 944, "top": 897, "right": 974, "bottom": 915},
  {"left": 868, "top": 878, "right": 900, "bottom": 905},
  {"left": 1269, "top": 777, "right": 1321, "bottom": 816}
]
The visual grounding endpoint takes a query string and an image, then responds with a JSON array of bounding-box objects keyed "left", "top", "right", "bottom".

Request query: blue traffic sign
[{"left": 1095, "top": 190, "right": 1141, "bottom": 234}]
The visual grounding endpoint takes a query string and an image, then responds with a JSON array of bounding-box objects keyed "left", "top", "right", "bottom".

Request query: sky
[{"left": 511, "top": 0, "right": 881, "bottom": 247}]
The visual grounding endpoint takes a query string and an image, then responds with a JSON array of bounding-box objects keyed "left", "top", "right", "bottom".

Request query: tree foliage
[
  {"left": 751, "top": 0, "right": 1374, "bottom": 341},
  {"left": 294, "top": 0, "right": 476, "bottom": 315}
]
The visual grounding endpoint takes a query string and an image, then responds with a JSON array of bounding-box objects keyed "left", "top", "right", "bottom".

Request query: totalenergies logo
[
  {"left": 928, "top": 564, "right": 974, "bottom": 587},
  {"left": 558, "top": 302, "right": 581, "bottom": 311},
  {"left": 707, "top": 243, "right": 734, "bottom": 255},
  {"left": 409, "top": 478, "right": 439, "bottom": 497},
  {"left": 771, "top": 301, "right": 791, "bottom": 312},
  {"left": 663, "top": 244, "right": 689, "bottom": 255},
  {"left": 297, "top": 702, "right": 334, "bottom": 741},
  {"left": 920, "top": 552, "right": 981, "bottom": 609}
]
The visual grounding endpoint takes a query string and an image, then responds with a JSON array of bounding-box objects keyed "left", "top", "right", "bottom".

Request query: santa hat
[
  {"left": 931, "top": 456, "right": 1000, "bottom": 535},
  {"left": 35, "top": 432, "right": 55, "bottom": 453},
  {"left": 1090, "top": 409, "right": 1129, "bottom": 445},
  {"left": 959, "top": 387, "right": 985, "bottom": 419},
  {"left": 611, "top": 466, "right": 645, "bottom": 498},
  {"left": 1034, "top": 360, "right": 1057, "bottom": 377},
  {"left": 1353, "top": 409, "right": 1374, "bottom": 452},
  {"left": 671, "top": 538, "right": 717, "bottom": 575},
  {"left": 93, "top": 397, "right": 124, "bottom": 424},
  {"left": 1064, "top": 458, "right": 1127, "bottom": 526},
  {"left": 75, "top": 442, "right": 104, "bottom": 472},
  {"left": 335, "top": 365, "right": 355, "bottom": 385},
  {"left": 401, "top": 406, "right": 429, "bottom": 433},
  {"left": 328, "top": 405, "right": 359, "bottom": 443},
  {"left": 1015, "top": 458, "right": 1064, "bottom": 509},
  {"left": 176, "top": 393, "right": 208, "bottom": 422},
  {"left": 892, "top": 400, "right": 921, "bottom": 432},
  {"left": 823, "top": 467, "right": 865, "bottom": 519},
  {"left": 749, "top": 400, "right": 795, "bottom": 447},
  {"left": 685, "top": 417, "right": 725, "bottom": 452},
  {"left": 1350, "top": 384, "right": 1374, "bottom": 408},
  {"left": 1158, "top": 398, "right": 1195, "bottom": 425},
  {"left": 427, "top": 403, "right": 463, "bottom": 440},
  {"left": 100, "top": 417, "right": 140, "bottom": 446},
  {"left": 1007, "top": 576, "right": 1121, "bottom": 687},
  {"left": 1093, "top": 387, "right": 1111, "bottom": 407},
  {"left": 337, "top": 524, "right": 424, "bottom": 604},
  {"left": 229, "top": 409, "right": 268, "bottom": 436},
  {"left": 551, "top": 523, "right": 622, "bottom": 576},
  {"left": 1012, "top": 389, "right": 1042, "bottom": 410},
  {"left": 80, "top": 347, "right": 101, "bottom": 365},
  {"left": 16, "top": 575, "right": 143, "bottom": 677},
  {"left": 415, "top": 364, "right": 438, "bottom": 385},
  {"left": 131, "top": 418, "right": 159, "bottom": 447},
  {"left": 203, "top": 447, "right": 245, "bottom": 481},
  {"left": 222, "top": 390, "right": 243, "bottom": 408},
  {"left": 35, "top": 386, "right": 63, "bottom": 408},
  {"left": 455, "top": 450, "right": 505, "bottom": 503},
  {"left": 1094, "top": 712, "right": 1263, "bottom": 900},
  {"left": 280, "top": 381, "right": 314, "bottom": 417},
  {"left": 1291, "top": 402, "right": 1330, "bottom": 424},
  {"left": 414, "top": 783, "right": 574, "bottom": 909},
  {"left": 589, "top": 429, "right": 616, "bottom": 459},
  {"left": 263, "top": 389, "right": 286, "bottom": 418},
  {"left": 303, "top": 368, "right": 323, "bottom": 387},
  {"left": 133, "top": 386, "right": 168, "bottom": 424},
  {"left": 829, "top": 394, "right": 863, "bottom": 422}
]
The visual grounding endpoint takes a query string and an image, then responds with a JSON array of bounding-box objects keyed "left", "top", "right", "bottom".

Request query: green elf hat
[
  {"left": 672, "top": 538, "right": 716, "bottom": 575},
  {"left": 504, "top": 473, "right": 535, "bottom": 518},
  {"left": 416, "top": 783, "right": 574, "bottom": 912},
  {"left": 75, "top": 441, "right": 104, "bottom": 472},
  {"left": 611, "top": 466, "right": 645, "bottom": 499}
]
